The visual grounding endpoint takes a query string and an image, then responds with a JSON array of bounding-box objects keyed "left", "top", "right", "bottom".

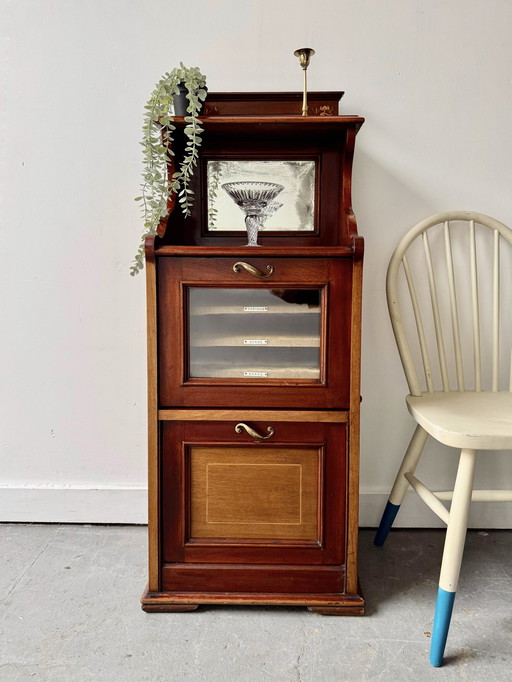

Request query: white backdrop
[{"left": 2, "top": 0, "right": 512, "bottom": 525}]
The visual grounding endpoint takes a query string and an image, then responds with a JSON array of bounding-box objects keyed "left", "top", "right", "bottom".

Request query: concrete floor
[{"left": 0, "top": 525, "right": 511, "bottom": 681}]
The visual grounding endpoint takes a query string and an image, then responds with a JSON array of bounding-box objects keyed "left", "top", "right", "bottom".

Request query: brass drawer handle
[
  {"left": 233, "top": 262, "right": 274, "bottom": 278},
  {"left": 235, "top": 422, "right": 275, "bottom": 441}
]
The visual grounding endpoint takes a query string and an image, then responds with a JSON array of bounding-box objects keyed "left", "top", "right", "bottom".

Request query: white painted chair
[{"left": 374, "top": 211, "right": 512, "bottom": 666}]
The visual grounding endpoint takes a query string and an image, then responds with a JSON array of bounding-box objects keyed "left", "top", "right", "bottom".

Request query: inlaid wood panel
[
  {"left": 189, "top": 447, "right": 319, "bottom": 541},
  {"left": 201, "top": 92, "right": 344, "bottom": 117}
]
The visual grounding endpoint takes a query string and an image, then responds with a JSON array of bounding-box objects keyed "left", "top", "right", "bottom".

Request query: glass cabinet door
[
  {"left": 188, "top": 288, "right": 321, "bottom": 380},
  {"left": 157, "top": 257, "right": 352, "bottom": 409}
]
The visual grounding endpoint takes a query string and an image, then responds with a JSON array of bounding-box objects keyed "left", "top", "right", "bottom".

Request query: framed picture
[{"left": 205, "top": 159, "right": 317, "bottom": 233}]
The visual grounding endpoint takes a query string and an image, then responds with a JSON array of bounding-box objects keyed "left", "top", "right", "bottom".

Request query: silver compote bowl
[{"left": 222, "top": 181, "right": 284, "bottom": 246}]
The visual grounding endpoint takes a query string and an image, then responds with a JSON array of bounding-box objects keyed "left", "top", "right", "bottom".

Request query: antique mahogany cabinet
[{"left": 141, "top": 92, "right": 365, "bottom": 614}]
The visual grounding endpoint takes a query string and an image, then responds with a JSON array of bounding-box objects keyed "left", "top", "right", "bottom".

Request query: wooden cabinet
[{"left": 141, "top": 93, "right": 365, "bottom": 614}]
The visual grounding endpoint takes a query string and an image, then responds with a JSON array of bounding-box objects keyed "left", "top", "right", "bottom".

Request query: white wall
[{"left": 2, "top": 0, "right": 512, "bottom": 525}]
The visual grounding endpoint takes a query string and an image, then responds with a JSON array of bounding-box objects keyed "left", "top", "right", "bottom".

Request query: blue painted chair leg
[
  {"left": 430, "top": 587, "right": 456, "bottom": 667},
  {"left": 374, "top": 501, "right": 400, "bottom": 546}
]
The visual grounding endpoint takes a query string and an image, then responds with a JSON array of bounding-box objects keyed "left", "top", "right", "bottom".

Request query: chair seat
[{"left": 406, "top": 391, "right": 512, "bottom": 450}]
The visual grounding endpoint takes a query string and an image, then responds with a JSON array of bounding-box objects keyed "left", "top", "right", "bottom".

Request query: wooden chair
[{"left": 374, "top": 211, "right": 512, "bottom": 666}]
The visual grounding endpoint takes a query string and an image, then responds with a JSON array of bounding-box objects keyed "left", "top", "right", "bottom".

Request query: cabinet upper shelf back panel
[{"left": 156, "top": 92, "right": 364, "bottom": 249}]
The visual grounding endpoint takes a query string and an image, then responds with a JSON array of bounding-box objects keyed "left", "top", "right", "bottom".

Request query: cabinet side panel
[
  {"left": 146, "top": 240, "right": 159, "bottom": 591},
  {"left": 346, "top": 244, "right": 363, "bottom": 595}
]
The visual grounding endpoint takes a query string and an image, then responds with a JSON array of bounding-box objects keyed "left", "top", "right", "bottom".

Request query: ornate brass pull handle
[
  {"left": 233, "top": 262, "right": 274, "bottom": 278},
  {"left": 235, "top": 422, "right": 275, "bottom": 441}
]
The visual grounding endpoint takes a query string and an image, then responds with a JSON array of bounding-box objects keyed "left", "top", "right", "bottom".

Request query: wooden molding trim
[
  {"left": 154, "top": 246, "right": 355, "bottom": 257},
  {"left": 141, "top": 585, "right": 364, "bottom": 611},
  {"left": 157, "top": 409, "right": 349, "bottom": 423}
]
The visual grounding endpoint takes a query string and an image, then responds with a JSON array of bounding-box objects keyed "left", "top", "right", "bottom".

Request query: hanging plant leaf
[{"left": 131, "top": 64, "right": 207, "bottom": 276}]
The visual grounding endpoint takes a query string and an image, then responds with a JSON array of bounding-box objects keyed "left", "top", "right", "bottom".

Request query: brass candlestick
[{"left": 294, "top": 47, "right": 315, "bottom": 116}]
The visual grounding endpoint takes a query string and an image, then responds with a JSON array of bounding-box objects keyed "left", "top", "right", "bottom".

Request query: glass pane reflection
[
  {"left": 207, "top": 160, "right": 315, "bottom": 232},
  {"left": 189, "top": 288, "right": 321, "bottom": 379}
]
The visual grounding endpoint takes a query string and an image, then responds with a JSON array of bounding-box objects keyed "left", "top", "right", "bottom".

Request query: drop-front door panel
[
  {"left": 158, "top": 257, "right": 353, "bottom": 408},
  {"left": 161, "top": 420, "right": 347, "bottom": 568}
]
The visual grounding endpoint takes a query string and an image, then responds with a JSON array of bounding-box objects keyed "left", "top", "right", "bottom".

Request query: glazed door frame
[{"left": 157, "top": 256, "right": 353, "bottom": 409}]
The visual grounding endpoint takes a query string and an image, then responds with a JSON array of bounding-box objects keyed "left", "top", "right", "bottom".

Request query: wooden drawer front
[
  {"left": 176, "top": 257, "right": 332, "bottom": 282},
  {"left": 161, "top": 420, "right": 347, "bottom": 566},
  {"left": 157, "top": 256, "right": 353, "bottom": 408}
]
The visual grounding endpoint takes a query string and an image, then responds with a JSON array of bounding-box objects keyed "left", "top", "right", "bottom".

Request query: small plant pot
[
  {"left": 173, "top": 83, "right": 189, "bottom": 116},
  {"left": 173, "top": 83, "right": 207, "bottom": 116}
]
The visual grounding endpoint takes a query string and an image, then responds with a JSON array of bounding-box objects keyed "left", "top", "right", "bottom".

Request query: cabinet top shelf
[{"left": 172, "top": 115, "right": 365, "bottom": 129}]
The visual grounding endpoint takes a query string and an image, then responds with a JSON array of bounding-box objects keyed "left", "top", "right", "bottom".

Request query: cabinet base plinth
[
  {"left": 308, "top": 605, "right": 364, "bottom": 616},
  {"left": 140, "top": 586, "right": 365, "bottom": 614},
  {"left": 142, "top": 603, "right": 199, "bottom": 613}
]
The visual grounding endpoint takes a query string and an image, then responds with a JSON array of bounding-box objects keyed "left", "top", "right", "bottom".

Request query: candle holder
[{"left": 294, "top": 48, "right": 315, "bottom": 116}]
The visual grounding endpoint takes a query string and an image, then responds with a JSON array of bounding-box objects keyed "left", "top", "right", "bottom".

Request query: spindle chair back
[{"left": 374, "top": 211, "right": 512, "bottom": 667}]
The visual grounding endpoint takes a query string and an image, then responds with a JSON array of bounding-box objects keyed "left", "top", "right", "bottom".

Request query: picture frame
[{"left": 206, "top": 159, "right": 317, "bottom": 233}]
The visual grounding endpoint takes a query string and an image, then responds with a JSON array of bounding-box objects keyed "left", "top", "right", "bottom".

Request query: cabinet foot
[
  {"left": 308, "top": 605, "right": 364, "bottom": 616},
  {"left": 142, "top": 604, "right": 199, "bottom": 613}
]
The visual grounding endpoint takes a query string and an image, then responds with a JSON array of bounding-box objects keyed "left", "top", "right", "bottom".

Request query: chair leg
[
  {"left": 374, "top": 424, "right": 428, "bottom": 546},
  {"left": 430, "top": 448, "right": 476, "bottom": 667}
]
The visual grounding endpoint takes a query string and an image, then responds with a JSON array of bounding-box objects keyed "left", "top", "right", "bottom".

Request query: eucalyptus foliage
[{"left": 131, "top": 63, "right": 207, "bottom": 275}]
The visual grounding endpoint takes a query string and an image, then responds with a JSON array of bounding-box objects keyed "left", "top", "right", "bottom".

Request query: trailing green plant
[
  {"left": 131, "top": 63, "right": 207, "bottom": 276},
  {"left": 207, "top": 159, "right": 221, "bottom": 230}
]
